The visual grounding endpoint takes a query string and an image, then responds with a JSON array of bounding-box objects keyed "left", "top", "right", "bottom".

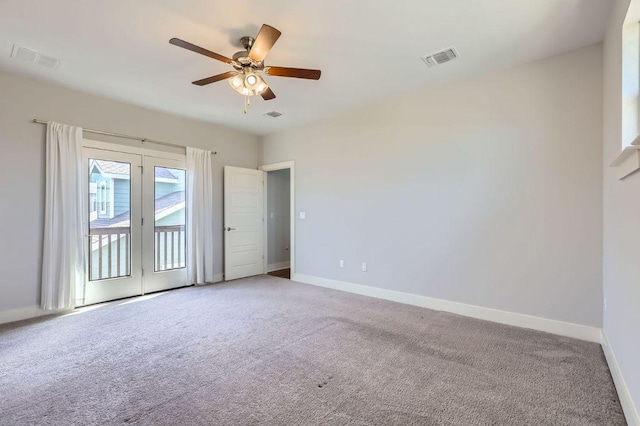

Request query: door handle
[{"left": 225, "top": 227, "right": 236, "bottom": 231}]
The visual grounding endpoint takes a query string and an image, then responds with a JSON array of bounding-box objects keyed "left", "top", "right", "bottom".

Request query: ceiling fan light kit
[
  {"left": 170, "top": 24, "right": 321, "bottom": 114},
  {"left": 230, "top": 70, "right": 267, "bottom": 96}
]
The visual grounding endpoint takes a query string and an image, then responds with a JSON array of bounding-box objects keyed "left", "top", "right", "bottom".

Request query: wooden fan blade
[
  {"left": 192, "top": 71, "right": 237, "bottom": 86},
  {"left": 264, "top": 66, "right": 321, "bottom": 80},
  {"left": 249, "top": 24, "right": 281, "bottom": 62},
  {"left": 261, "top": 87, "right": 276, "bottom": 100},
  {"left": 169, "top": 38, "right": 232, "bottom": 64}
]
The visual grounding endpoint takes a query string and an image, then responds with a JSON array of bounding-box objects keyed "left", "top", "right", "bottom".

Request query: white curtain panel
[
  {"left": 186, "top": 147, "right": 216, "bottom": 284},
  {"left": 41, "top": 122, "right": 85, "bottom": 310}
]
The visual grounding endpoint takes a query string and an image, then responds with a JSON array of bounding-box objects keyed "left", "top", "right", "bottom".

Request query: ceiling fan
[{"left": 170, "top": 24, "right": 321, "bottom": 113}]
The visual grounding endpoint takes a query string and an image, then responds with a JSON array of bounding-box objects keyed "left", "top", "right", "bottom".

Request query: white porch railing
[{"left": 88, "top": 225, "right": 185, "bottom": 281}]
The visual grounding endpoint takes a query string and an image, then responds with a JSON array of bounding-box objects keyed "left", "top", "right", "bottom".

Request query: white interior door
[
  {"left": 224, "top": 166, "right": 264, "bottom": 281},
  {"left": 82, "top": 148, "right": 143, "bottom": 305},
  {"left": 142, "top": 156, "right": 188, "bottom": 293}
]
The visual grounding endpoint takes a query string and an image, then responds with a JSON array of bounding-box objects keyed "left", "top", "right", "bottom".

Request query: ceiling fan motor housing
[
  {"left": 240, "top": 36, "right": 255, "bottom": 50},
  {"left": 232, "top": 50, "right": 264, "bottom": 70},
  {"left": 232, "top": 35, "right": 267, "bottom": 70}
]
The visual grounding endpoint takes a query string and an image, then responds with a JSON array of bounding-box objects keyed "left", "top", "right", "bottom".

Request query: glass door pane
[
  {"left": 88, "top": 159, "right": 131, "bottom": 281},
  {"left": 154, "top": 166, "right": 186, "bottom": 271},
  {"left": 142, "top": 156, "right": 188, "bottom": 294},
  {"left": 81, "top": 148, "right": 142, "bottom": 306}
]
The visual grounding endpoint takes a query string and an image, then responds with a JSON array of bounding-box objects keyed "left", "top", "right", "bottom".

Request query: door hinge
[
  {"left": 142, "top": 268, "right": 145, "bottom": 277},
  {"left": 141, "top": 217, "right": 144, "bottom": 226}
]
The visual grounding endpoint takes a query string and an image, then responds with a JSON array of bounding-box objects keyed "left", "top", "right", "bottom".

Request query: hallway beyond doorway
[{"left": 268, "top": 268, "right": 290, "bottom": 279}]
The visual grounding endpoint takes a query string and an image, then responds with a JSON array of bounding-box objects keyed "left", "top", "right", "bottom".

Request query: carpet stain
[
  {"left": 317, "top": 375, "right": 332, "bottom": 388},
  {"left": 322, "top": 315, "right": 474, "bottom": 368}
]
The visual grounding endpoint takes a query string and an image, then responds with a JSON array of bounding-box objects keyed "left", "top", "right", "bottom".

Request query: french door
[{"left": 81, "top": 147, "right": 187, "bottom": 306}]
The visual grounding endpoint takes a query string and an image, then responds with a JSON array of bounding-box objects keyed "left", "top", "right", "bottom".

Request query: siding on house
[
  {"left": 113, "top": 178, "right": 130, "bottom": 217},
  {"left": 155, "top": 210, "right": 185, "bottom": 227},
  {"left": 155, "top": 182, "right": 177, "bottom": 199}
]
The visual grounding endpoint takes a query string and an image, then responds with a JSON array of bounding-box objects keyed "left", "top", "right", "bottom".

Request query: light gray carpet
[{"left": 0, "top": 275, "right": 625, "bottom": 425}]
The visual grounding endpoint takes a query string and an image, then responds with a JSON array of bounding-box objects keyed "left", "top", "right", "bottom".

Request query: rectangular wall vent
[
  {"left": 264, "top": 111, "right": 282, "bottom": 118},
  {"left": 11, "top": 44, "right": 60, "bottom": 70},
  {"left": 421, "top": 47, "right": 459, "bottom": 68}
]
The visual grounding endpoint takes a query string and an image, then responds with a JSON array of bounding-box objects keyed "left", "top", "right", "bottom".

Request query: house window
[
  {"left": 99, "top": 182, "right": 107, "bottom": 215},
  {"left": 612, "top": 1, "right": 640, "bottom": 180},
  {"left": 622, "top": 2, "right": 640, "bottom": 147}
]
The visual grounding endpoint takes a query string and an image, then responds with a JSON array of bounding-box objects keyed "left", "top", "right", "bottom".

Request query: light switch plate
[{"left": 299, "top": 211, "right": 306, "bottom": 219}]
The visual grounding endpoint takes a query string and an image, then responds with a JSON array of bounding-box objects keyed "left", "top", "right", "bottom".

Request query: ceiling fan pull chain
[{"left": 243, "top": 95, "right": 248, "bottom": 114}]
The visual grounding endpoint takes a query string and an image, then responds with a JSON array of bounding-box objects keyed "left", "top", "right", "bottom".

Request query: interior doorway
[{"left": 260, "top": 161, "right": 295, "bottom": 279}]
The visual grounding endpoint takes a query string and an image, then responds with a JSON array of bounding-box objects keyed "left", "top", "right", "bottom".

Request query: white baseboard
[
  {"left": 292, "top": 273, "right": 601, "bottom": 343},
  {"left": 1, "top": 277, "right": 227, "bottom": 325},
  {"left": 601, "top": 331, "right": 640, "bottom": 426},
  {"left": 267, "top": 261, "right": 290, "bottom": 272},
  {"left": 0, "top": 305, "right": 68, "bottom": 326}
]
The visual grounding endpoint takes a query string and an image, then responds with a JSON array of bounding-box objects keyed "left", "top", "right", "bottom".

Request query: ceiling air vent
[
  {"left": 37, "top": 54, "right": 61, "bottom": 70},
  {"left": 421, "top": 47, "right": 459, "bottom": 68},
  {"left": 264, "top": 111, "right": 282, "bottom": 118},
  {"left": 10, "top": 44, "right": 61, "bottom": 70}
]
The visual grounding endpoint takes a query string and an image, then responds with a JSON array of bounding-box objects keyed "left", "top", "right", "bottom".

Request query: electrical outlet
[
  {"left": 339, "top": 260, "right": 344, "bottom": 268},
  {"left": 299, "top": 211, "right": 306, "bottom": 220},
  {"left": 361, "top": 262, "right": 367, "bottom": 272}
]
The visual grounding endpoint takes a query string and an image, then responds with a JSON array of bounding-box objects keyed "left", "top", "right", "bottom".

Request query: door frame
[
  {"left": 81, "top": 138, "right": 187, "bottom": 305},
  {"left": 259, "top": 161, "right": 295, "bottom": 276},
  {"left": 82, "top": 139, "right": 185, "bottom": 161}
]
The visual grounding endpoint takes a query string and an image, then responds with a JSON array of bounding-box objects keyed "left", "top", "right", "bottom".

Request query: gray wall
[
  {"left": 603, "top": 0, "right": 640, "bottom": 414},
  {"left": 267, "top": 169, "right": 291, "bottom": 266},
  {"left": 0, "top": 69, "right": 259, "bottom": 313},
  {"left": 262, "top": 44, "right": 604, "bottom": 327}
]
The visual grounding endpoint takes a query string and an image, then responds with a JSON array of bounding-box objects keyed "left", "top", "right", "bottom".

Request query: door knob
[{"left": 225, "top": 227, "right": 236, "bottom": 231}]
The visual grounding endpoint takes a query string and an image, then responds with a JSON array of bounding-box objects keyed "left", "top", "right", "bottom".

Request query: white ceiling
[{"left": 0, "top": 0, "right": 612, "bottom": 136}]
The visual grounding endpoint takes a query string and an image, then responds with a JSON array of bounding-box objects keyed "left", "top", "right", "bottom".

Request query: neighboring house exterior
[{"left": 88, "top": 161, "right": 186, "bottom": 280}]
